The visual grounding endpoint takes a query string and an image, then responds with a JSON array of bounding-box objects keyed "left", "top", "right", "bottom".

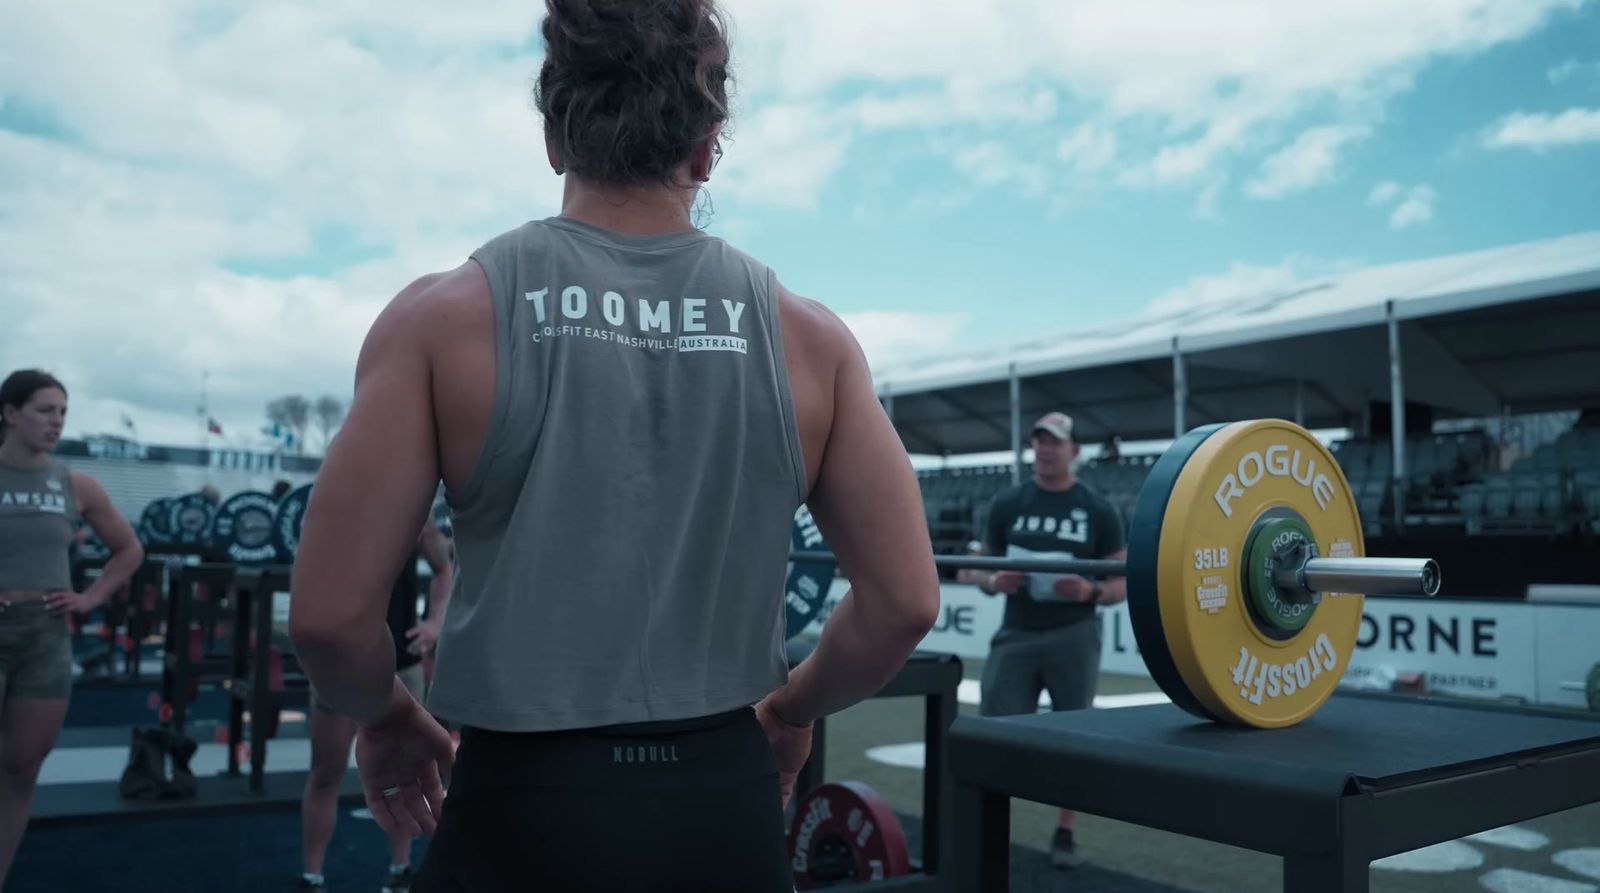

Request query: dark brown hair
[
  {"left": 0, "top": 369, "right": 67, "bottom": 443},
  {"left": 535, "top": 0, "right": 731, "bottom": 186}
]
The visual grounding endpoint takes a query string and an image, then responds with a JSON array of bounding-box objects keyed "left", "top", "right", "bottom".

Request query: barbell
[
  {"left": 789, "top": 551, "right": 1439, "bottom": 601},
  {"left": 783, "top": 418, "right": 1444, "bottom": 730}
]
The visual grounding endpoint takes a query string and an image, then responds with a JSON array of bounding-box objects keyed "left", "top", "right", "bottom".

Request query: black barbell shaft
[{"left": 788, "top": 551, "right": 1440, "bottom": 596}]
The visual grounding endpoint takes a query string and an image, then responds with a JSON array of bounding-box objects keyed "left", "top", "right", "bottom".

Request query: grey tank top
[
  {"left": 426, "top": 216, "right": 808, "bottom": 732},
  {"left": 0, "top": 459, "right": 80, "bottom": 591}
]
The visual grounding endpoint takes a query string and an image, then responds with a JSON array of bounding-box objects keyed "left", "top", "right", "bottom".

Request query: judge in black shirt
[{"left": 973, "top": 411, "right": 1127, "bottom": 870}]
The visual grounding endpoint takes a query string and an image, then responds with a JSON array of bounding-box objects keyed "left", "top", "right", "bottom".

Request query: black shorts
[{"left": 416, "top": 706, "right": 793, "bottom": 893}]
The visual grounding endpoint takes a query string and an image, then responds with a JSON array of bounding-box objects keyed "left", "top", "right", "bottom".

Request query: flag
[{"left": 207, "top": 417, "right": 223, "bottom": 436}]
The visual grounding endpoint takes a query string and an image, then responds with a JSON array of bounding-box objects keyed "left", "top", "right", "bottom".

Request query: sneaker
[
  {"left": 293, "top": 878, "right": 325, "bottom": 890},
  {"left": 1050, "top": 827, "right": 1084, "bottom": 870},
  {"left": 382, "top": 866, "right": 416, "bottom": 893}
]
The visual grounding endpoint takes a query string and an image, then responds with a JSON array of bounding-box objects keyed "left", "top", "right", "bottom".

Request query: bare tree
[{"left": 314, "top": 395, "right": 347, "bottom": 450}]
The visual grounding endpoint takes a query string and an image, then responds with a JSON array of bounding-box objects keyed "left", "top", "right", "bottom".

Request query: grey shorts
[
  {"left": 0, "top": 599, "right": 73, "bottom": 702},
  {"left": 311, "top": 662, "right": 427, "bottom": 714},
  {"left": 978, "top": 620, "right": 1101, "bottom": 717}
]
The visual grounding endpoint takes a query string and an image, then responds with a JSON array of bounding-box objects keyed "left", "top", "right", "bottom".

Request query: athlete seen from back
[{"left": 286, "top": 1, "right": 942, "bottom": 890}]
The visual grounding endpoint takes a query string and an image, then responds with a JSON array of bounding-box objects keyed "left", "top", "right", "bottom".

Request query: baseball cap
[{"left": 1031, "top": 412, "right": 1074, "bottom": 441}]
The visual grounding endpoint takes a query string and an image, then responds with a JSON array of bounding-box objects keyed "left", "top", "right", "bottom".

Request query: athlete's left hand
[
  {"left": 1051, "top": 575, "right": 1095, "bottom": 602},
  {"left": 355, "top": 681, "right": 454, "bottom": 837},
  {"left": 44, "top": 590, "right": 97, "bottom": 616}
]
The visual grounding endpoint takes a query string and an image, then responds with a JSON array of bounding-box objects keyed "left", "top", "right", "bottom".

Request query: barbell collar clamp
[{"left": 789, "top": 551, "right": 1441, "bottom": 597}]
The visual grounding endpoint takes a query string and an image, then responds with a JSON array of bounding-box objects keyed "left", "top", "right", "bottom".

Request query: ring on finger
[{"left": 381, "top": 785, "right": 404, "bottom": 798}]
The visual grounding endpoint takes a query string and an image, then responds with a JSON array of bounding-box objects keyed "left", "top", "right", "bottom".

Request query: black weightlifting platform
[{"left": 948, "top": 693, "right": 1600, "bottom": 893}]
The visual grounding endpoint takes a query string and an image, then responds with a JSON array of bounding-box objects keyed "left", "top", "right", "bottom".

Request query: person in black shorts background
[{"left": 973, "top": 411, "right": 1127, "bottom": 869}]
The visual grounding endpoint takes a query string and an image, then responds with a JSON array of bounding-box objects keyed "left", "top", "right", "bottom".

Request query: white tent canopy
[{"left": 873, "top": 232, "right": 1600, "bottom": 459}]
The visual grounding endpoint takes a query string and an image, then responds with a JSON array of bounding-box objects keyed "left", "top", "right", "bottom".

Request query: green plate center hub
[{"left": 1245, "top": 517, "right": 1317, "bottom": 633}]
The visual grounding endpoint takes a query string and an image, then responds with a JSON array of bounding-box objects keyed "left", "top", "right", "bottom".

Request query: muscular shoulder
[
  {"left": 777, "top": 283, "right": 858, "bottom": 370},
  {"left": 776, "top": 280, "right": 869, "bottom": 421},
  {"left": 363, "top": 262, "right": 491, "bottom": 360}
]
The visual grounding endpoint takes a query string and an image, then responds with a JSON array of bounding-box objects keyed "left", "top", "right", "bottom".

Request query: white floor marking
[
  {"left": 957, "top": 680, "right": 979, "bottom": 705},
  {"left": 1471, "top": 826, "right": 1553, "bottom": 851},
  {"left": 1094, "top": 692, "right": 1174, "bottom": 708},
  {"left": 955, "top": 679, "right": 1170, "bottom": 710},
  {"left": 1479, "top": 868, "right": 1597, "bottom": 893},
  {"left": 1554, "top": 850, "right": 1600, "bottom": 882},
  {"left": 1372, "top": 841, "right": 1484, "bottom": 873},
  {"left": 38, "top": 737, "right": 324, "bottom": 785},
  {"left": 864, "top": 743, "right": 927, "bottom": 770}
]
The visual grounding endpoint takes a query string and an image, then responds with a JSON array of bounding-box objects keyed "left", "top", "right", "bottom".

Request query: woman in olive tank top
[{"left": 0, "top": 370, "right": 144, "bottom": 886}]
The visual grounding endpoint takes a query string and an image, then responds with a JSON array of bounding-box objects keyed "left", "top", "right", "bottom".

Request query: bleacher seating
[
  {"left": 1453, "top": 425, "right": 1600, "bottom": 535},
  {"left": 1078, "top": 455, "right": 1156, "bottom": 528},
  {"left": 913, "top": 421, "right": 1600, "bottom": 551},
  {"left": 1334, "top": 424, "right": 1600, "bottom": 537},
  {"left": 918, "top": 464, "right": 1014, "bottom": 553}
]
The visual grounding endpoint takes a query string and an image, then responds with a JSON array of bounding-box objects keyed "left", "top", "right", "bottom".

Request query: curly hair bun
[{"left": 537, "top": 0, "right": 730, "bottom": 186}]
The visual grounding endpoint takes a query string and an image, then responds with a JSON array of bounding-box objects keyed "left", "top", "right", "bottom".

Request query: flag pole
[{"left": 199, "top": 368, "right": 209, "bottom": 450}]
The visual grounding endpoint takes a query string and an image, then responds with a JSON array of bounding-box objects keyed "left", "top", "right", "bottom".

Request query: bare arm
[
  {"left": 289, "top": 272, "right": 455, "bottom": 726},
  {"left": 972, "top": 493, "right": 1023, "bottom": 596},
  {"left": 765, "top": 307, "right": 941, "bottom": 726},
  {"left": 419, "top": 523, "right": 454, "bottom": 623},
  {"left": 1095, "top": 547, "right": 1128, "bottom": 605},
  {"left": 72, "top": 472, "right": 143, "bottom": 607},
  {"left": 1092, "top": 502, "right": 1128, "bottom": 605}
]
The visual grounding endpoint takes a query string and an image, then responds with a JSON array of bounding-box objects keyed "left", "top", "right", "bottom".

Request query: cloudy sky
[{"left": 3, "top": 0, "right": 1598, "bottom": 450}]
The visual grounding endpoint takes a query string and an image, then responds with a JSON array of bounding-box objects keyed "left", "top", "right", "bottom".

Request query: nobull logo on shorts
[
  {"left": 613, "top": 745, "right": 681, "bottom": 765},
  {"left": 524, "top": 285, "right": 749, "bottom": 354}
]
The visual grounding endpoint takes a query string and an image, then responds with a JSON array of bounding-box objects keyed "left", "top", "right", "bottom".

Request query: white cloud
[
  {"left": 1134, "top": 115, "right": 1251, "bottom": 186},
  {"left": 719, "top": 103, "right": 850, "bottom": 209},
  {"left": 1481, "top": 107, "right": 1600, "bottom": 151},
  {"left": 1244, "top": 125, "right": 1370, "bottom": 199},
  {"left": 0, "top": 2, "right": 558, "bottom": 444},
  {"left": 845, "top": 87, "right": 1058, "bottom": 133},
  {"left": 0, "top": 0, "right": 1587, "bottom": 445},
  {"left": 952, "top": 141, "right": 1051, "bottom": 196},
  {"left": 726, "top": 0, "right": 1584, "bottom": 196},
  {"left": 1057, "top": 121, "right": 1117, "bottom": 171},
  {"left": 1389, "top": 186, "right": 1437, "bottom": 230},
  {"left": 1364, "top": 180, "right": 1436, "bottom": 230},
  {"left": 838, "top": 312, "right": 969, "bottom": 369}
]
